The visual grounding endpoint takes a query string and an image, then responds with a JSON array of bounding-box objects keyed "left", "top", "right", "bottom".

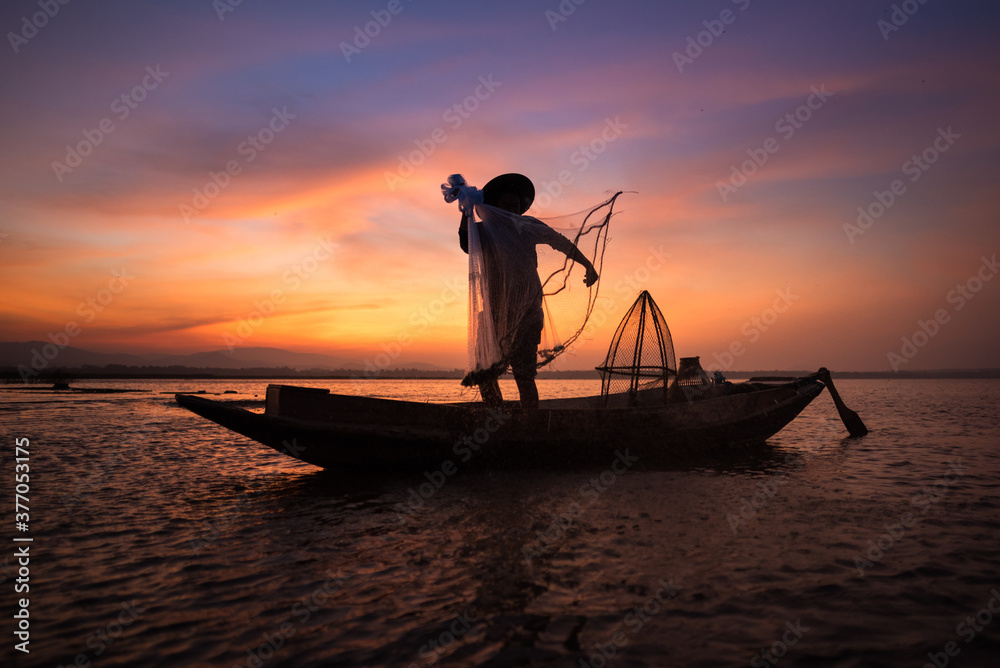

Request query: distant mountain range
[
  {"left": 0, "top": 341, "right": 447, "bottom": 372},
  {"left": 2, "top": 342, "right": 998, "bottom": 379}
]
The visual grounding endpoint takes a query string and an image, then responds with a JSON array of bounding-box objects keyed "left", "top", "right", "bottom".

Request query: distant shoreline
[{"left": 2, "top": 367, "right": 999, "bottom": 382}]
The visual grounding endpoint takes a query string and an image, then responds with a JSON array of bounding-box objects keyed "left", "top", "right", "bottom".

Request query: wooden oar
[{"left": 817, "top": 367, "right": 868, "bottom": 437}]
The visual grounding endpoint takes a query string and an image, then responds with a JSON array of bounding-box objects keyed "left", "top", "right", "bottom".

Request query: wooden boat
[{"left": 174, "top": 371, "right": 838, "bottom": 472}]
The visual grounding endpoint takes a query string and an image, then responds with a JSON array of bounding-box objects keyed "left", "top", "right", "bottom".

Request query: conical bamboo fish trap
[{"left": 595, "top": 291, "right": 676, "bottom": 407}]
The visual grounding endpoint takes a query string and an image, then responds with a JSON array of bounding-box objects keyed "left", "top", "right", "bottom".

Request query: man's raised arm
[{"left": 532, "top": 221, "right": 599, "bottom": 286}]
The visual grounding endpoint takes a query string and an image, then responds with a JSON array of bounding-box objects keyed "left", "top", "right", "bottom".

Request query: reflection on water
[{"left": 1, "top": 378, "right": 998, "bottom": 667}]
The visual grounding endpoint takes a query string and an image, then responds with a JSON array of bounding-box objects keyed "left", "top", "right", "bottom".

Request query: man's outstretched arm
[{"left": 533, "top": 223, "right": 599, "bottom": 286}]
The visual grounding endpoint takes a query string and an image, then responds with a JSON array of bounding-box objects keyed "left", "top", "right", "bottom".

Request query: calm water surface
[{"left": 1, "top": 378, "right": 998, "bottom": 667}]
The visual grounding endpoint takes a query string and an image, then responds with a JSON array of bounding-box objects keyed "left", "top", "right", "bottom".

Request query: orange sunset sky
[{"left": 1, "top": 0, "right": 998, "bottom": 372}]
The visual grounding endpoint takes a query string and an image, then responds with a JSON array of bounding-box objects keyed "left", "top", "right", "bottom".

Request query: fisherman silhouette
[{"left": 446, "top": 173, "right": 599, "bottom": 410}]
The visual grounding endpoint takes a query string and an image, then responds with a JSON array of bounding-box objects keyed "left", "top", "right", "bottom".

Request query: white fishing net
[{"left": 441, "top": 174, "right": 622, "bottom": 387}]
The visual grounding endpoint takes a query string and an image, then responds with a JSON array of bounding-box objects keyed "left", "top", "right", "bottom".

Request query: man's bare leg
[
  {"left": 514, "top": 372, "right": 538, "bottom": 410},
  {"left": 479, "top": 378, "right": 503, "bottom": 408}
]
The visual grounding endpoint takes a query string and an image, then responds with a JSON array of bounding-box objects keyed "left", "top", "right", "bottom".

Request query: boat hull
[{"left": 175, "top": 377, "right": 825, "bottom": 471}]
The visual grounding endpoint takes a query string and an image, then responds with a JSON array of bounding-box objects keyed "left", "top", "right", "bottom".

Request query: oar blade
[
  {"left": 839, "top": 406, "right": 869, "bottom": 438},
  {"left": 817, "top": 368, "right": 869, "bottom": 438}
]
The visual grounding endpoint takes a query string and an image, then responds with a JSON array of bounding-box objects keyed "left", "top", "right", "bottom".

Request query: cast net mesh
[
  {"left": 442, "top": 175, "right": 623, "bottom": 387},
  {"left": 596, "top": 290, "right": 676, "bottom": 407}
]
